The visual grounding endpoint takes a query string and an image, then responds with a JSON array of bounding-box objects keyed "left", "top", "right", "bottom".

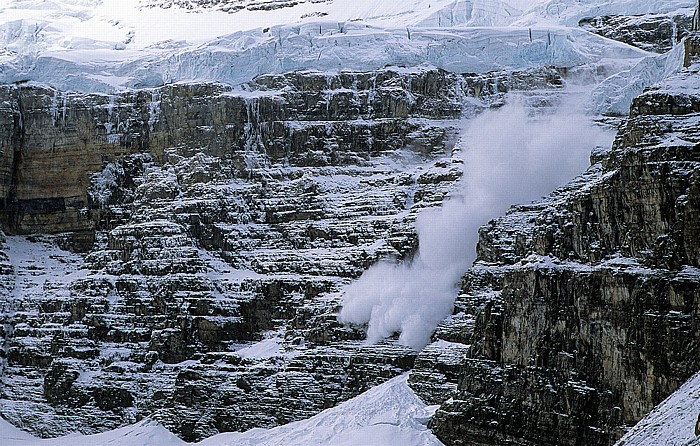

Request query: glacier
[{"left": 0, "top": 0, "right": 693, "bottom": 113}]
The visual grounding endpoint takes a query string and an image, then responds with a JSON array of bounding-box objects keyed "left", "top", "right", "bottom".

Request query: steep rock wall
[
  {"left": 0, "top": 67, "right": 561, "bottom": 235},
  {"left": 579, "top": 13, "right": 693, "bottom": 54}
]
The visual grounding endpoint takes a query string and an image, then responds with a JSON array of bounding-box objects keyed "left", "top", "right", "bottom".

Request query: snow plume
[{"left": 339, "top": 93, "right": 615, "bottom": 350}]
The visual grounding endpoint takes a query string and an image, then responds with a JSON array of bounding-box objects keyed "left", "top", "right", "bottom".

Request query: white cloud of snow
[{"left": 339, "top": 91, "right": 615, "bottom": 350}]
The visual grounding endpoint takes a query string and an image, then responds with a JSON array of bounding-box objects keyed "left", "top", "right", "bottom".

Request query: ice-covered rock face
[
  {"left": 0, "top": 0, "right": 688, "bottom": 108},
  {"left": 579, "top": 13, "right": 694, "bottom": 54},
  {"left": 1, "top": 0, "right": 694, "bottom": 121}
]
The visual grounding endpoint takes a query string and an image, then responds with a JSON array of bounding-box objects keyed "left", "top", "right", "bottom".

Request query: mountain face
[{"left": 0, "top": 1, "right": 699, "bottom": 445}]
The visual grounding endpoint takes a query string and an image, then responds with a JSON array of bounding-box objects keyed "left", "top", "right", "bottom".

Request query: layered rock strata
[
  {"left": 0, "top": 67, "right": 561, "bottom": 235},
  {"left": 0, "top": 66, "right": 563, "bottom": 440}
]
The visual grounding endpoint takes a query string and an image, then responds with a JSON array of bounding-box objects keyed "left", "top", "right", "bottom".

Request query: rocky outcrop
[
  {"left": 685, "top": 32, "right": 700, "bottom": 67},
  {"left": 424, "top": 52, "right": 700, "bottom": 445},
  {"left": 0, "top": 66, "right": 561, "bottom": 236},
  {"left": 580, "top": 13, "right": 693, "bottom": 54}
]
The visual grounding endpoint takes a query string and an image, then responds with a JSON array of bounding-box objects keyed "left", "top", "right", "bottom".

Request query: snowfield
[{"left": 0, "top": 374, "right": 443, "bottom": 446}]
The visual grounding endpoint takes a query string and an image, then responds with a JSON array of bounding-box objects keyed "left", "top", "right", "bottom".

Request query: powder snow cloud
[{"left": 339, "top": 92, "right": 615, "bottom": 350}]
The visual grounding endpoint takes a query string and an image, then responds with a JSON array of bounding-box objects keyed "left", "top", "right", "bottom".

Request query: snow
[
  {"left": 234, "top": 337, "right": 285, "bottom": 359},
  {"left": 0, "top": 418, "right": 35, "bottom": 442},
  {"left": 0, "top": 373, "right": 444, "bottom": 446},
  {"left": 1, "top": 0, "right": 691, "bottom": 53},
  {"left": 647, "top": 62, "right": 700, "bottom": 95},
  {"left": 231, "top": 328, "right": 303, "bottom": 360},
  {"left": 615, "top": 371, "right": 700, "bottom": 446},
  {"left": 196, "top": 373, "right": 443, "bottom": 446},
  {"left": 4, "top": 236, "right": 99, "bottom": 295},
  {"left": 197, "top": 246, "right": 264, "bottom": 281},
  {"left": 589, "top": 39, "right": 689, "bottom": 115}
]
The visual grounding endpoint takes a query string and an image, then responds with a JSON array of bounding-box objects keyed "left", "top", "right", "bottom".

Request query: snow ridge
[{"left": 0, "top": 374, "right": 443, "bottom": 446}]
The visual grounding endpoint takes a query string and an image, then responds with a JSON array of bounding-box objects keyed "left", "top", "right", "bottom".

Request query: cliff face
[
  {"left": 424, "top": 42, "right": 700, "bottom": 446},
  {"left": 0, "top": 67, "right": 562, "bottom": 440},
  {"left": 579, "top": 13, "right": 693, "bottom": 54}
]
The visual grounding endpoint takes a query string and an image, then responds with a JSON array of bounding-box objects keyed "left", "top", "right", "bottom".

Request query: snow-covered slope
[
  {"left": 615, "top": 371, "right": 700, "bottom": 446},
  {"left": 197, "top": 372, "right": 442, "bottom": 446},
  {"left": 0, "top": 417, "right": 189, "bottom": 446},
  {"left": 0, "top": 374, "right": 442, "bottom": 446}
]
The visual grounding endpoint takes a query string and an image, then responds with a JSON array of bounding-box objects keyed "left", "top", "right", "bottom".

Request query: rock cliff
[
  {"left": 423, "top": 37, "right": 700, "bottom": 446},
  {"left": 580, "top": 13, "right": 693, "bottom": 54}
]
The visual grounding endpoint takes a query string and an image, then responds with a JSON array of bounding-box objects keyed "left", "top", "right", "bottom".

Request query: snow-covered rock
[
  {"left": 0, "top": 0, "right": 690, "bottom": 114},
  {"left": 427, "top": 42, "right": 700, "bottom": 445}
]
